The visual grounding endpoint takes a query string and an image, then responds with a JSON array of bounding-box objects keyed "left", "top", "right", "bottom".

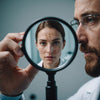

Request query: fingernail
[
  {"left": 19, "top": 34, "right": 24, "bottom": 39},
  {"left": 16, "top": 48, "right": 23, "bottom": 56},
  {"left": 18, "top": 50, "right": 23, "bottom": 56}
]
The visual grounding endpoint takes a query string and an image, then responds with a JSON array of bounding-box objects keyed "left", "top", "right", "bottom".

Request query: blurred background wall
[{"left": 0, "top": 0, "right": 92, "bottom": 100}]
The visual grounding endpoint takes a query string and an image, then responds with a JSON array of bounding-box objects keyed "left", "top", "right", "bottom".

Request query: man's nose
[{"left": 76, "top": 23, "right": 88, "bottom": 44}]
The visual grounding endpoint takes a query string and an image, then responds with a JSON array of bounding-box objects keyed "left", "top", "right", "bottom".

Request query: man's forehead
[{"left": 74, "top": 0, "right": 100, "bottom": 19}]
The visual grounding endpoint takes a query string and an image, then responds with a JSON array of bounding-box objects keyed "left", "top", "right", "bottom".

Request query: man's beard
[{"left": 80, "top": 43, "right": 100, "bottom": 77}]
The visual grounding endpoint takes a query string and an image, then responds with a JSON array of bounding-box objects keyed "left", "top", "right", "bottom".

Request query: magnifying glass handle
[
  {"left": 46, "top": 72, "right": 57, "bottom": 100},
  {"left": 46, "top": 82, "right": 57, "bottom": 100}
]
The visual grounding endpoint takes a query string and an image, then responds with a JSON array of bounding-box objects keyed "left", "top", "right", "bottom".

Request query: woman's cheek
[
  {"left": 54, "top": 48, "right": 61, "bottom": 54},
  {"left": 38, "top": 47, "right": 45, "bottom": 53}
]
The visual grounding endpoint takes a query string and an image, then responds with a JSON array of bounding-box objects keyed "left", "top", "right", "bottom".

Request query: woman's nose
[{"left": 46, "top": 44, "right": 53, "bottom": 53}]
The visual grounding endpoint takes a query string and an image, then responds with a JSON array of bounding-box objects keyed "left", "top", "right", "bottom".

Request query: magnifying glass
[{"left": 22, "top": 17, "right": 78, "bottom": 100}]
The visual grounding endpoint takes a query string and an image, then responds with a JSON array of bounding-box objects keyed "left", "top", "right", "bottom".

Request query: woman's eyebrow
[
  {"left": 52, "top": 38, "right": 60, "bottom": 41},
  {"left": 39, "top": 39, "right": 46, "bottom": 41},
  {"left": 38, "top": 38, "right": 61, "bottom": 42}
]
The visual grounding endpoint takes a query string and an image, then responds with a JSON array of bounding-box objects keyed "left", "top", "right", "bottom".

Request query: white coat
[
  {"left": 38, "top": 60, "right": 64, "bottom": 68},
  {"left": 67, "top": 76, "right": 100, "bottom": 100}
]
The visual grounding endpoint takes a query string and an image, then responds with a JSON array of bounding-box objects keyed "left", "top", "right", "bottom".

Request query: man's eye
[{"left": 84, "top": 16, "right": 95, "bottom": 24}]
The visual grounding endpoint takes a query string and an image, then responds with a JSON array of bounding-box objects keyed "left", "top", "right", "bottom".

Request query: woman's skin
[{"left": 36, "top": 27, "right": 66, "bottom": 69}]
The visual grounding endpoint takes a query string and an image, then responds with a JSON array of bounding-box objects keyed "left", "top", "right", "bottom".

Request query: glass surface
[{"left": 22, "top": 17, "right": 78, "bottom": 72}]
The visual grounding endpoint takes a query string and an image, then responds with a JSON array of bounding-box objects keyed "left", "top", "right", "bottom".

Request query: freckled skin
[{"left": 36, "top": 27, "right": 65, "bottom": 69}]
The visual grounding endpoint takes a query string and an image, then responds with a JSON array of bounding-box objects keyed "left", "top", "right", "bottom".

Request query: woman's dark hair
[{"left": 35, "top": 21, "right": 65, "bottom": 42}]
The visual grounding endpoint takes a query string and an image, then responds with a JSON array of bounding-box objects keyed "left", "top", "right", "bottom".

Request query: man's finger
[
  {"left": 0, "top": 39, "right": 23, "bottom": 57},
  {"left": 6, "top": 32, "right": 24, "bottom": 43},
  {"left": 25, "top": 64, "right": 39, "bottom": 81},
  {"left": 0, "top": 52, "right": 17, "bottom": 67}
]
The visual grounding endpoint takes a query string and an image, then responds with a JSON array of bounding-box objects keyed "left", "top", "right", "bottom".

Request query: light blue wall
[{"left": 0, "top": 0, "right": 92, "bottom": 100}]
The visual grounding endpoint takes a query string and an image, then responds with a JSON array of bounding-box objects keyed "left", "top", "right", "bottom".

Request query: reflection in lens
[
  {"left": 35, "top": 21, "right": 66, "bottom": 69},
  {"left": 24, "top": 18, "right": 77, "bottom": 71}
]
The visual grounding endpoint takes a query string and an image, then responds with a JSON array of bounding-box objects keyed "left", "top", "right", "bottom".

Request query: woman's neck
[{"left": 43, "top": 60, "right": 60, "bottom": 69}]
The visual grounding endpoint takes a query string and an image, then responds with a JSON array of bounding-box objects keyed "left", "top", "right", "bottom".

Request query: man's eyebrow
[
  {"left": 81, "top": 11, "right": 99, "bottom": 17},
  {"left": 74, "top": 11, "right": 99, "bottom": 20}
]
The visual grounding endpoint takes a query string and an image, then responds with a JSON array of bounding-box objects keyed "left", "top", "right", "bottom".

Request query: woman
[{"left": 35, "top": 21, "right": 66, "bottom": 69}]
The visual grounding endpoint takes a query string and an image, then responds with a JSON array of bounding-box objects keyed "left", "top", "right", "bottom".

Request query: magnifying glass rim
[{"left": 22, "top": 17, "right": 78, "bottom": 72}]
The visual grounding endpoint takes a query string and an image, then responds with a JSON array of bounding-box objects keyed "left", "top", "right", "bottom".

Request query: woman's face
[{"left": 36, "top": 27, "right": 65, "bottom": 69}]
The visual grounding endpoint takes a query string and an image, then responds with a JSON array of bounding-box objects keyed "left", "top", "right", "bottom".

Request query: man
[
  {"left": 0, "top": 32, "right": 38, "bottom": 100},
  {"left": 68, "top": 0, "right": 100, "bottom": 100}
]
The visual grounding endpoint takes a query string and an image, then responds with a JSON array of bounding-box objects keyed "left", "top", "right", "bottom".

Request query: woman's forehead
[{"left": 37, "top": 27, "right": 62, "bottom": 39}]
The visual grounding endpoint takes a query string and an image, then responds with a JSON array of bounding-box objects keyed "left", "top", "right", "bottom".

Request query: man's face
[{"left": 74, "top": 0, "right": 100, "bottom": 77}]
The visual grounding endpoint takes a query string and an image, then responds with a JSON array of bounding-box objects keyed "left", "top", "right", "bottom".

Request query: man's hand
[{"left": 0, "top": 33, "right": 38, "bottom": 96}]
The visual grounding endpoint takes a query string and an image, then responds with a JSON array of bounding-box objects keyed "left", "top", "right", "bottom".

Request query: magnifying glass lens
[{"left": 22, "top": 17, "right": 78, "bottom": 72}]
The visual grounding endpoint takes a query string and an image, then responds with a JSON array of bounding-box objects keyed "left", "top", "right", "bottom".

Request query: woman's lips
[{"left": 45, "top": 56, "right": 54, "bottom": 60}]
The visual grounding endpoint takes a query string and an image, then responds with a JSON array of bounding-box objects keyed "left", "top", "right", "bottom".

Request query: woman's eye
[
  {"left": 53, "top": 41, "right": 60, "bottom": 45},
  {"left": 40, "top": 42, "right": 46, "bottom": 46}
]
